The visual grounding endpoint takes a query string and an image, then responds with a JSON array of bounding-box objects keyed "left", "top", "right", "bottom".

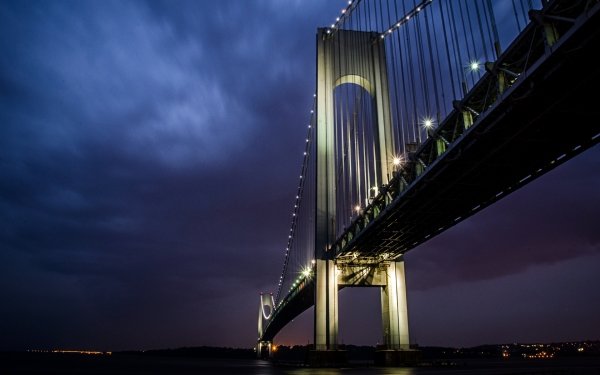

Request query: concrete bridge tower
[{"left": 312, "top": 28, "right": 412, "bottom": 365}]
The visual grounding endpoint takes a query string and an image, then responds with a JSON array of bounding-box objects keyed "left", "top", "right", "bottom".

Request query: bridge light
[
  {"left": 422, "top": 117, "right": 435, "bottom": 129},
  {"left": 470, "top": 61, "right": 480, "bottom": 72},
  {"left": 311, "top": 259, "right": 316, "bottom": 265},
  {"left": 393, "top": 156, "right": 403, "bottom": 166},
  {"left": 354, "top": 205, "right": 361, "bottom": 213}
]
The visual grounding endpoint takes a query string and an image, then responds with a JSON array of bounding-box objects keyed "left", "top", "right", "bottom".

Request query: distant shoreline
[{"left": 5, "top": 339, "right": 599, "bottom": 360}]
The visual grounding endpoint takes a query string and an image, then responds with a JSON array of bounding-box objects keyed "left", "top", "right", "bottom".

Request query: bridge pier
[
  {"left": 381, "top": 258, "right": 409, "bottom": 350},
  {"left": 256, "top": 341, "right": 272, "bottom": 359},
  {"left": 314, "top": 259, "right": 338, "bottom": 350},
  {"left": 309, "top": 258, "right": 347, "bottom": 366},
  {"left": 377, "top": 257, "right": 420, "bottom": 366}
]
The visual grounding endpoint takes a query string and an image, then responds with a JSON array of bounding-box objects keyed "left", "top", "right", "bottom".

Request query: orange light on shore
[{"left": 51, "top": 349, "right": 112, "bottom": 355}]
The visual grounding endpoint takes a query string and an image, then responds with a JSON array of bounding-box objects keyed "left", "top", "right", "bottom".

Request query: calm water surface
[{"left": 3, "top": 354, "right": 600, "bottom": 374}]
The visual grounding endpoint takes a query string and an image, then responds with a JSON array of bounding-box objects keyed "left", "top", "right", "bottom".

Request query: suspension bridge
[{"left": 257, "top": 0, "right": 600, "bottom": 366}]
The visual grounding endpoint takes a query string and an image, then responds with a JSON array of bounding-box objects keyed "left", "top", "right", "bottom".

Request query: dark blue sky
[{"left": 1, "top": 0, "right": 599, "bottom": 351}]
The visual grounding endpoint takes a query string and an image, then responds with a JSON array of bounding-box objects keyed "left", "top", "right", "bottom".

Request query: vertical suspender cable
[
  {"left": 474, "top": 1, "right": 491, "bottom": 63},
  {"left": 448, "top": 0, "right": 467, "bottom": 96},
  {"left": 392, "top": 0, "right": 407, "bottom": 155},
  {"left": 486, "top": 0, "right": 502, "bottom": 58},
  {"left": 424, "top": 7, "right": 442, "bottom": 124},
  {"left": 415, "top": 5, "right": 431, "bottom": 126},
  {"left": 439, "top": 0, "right": 458, "bottom": 102},
  {"left": 512, "top": 0, "right": 523, "bottom": 31}
]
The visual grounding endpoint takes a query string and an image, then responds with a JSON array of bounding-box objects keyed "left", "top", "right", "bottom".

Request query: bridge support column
[
  {"left": 314, "top": 259, "right": 338, "bottom": 350},
  {"left": 377, "top": 257, "right": 419, "bottom": 366},
  {"left": 256, "top": 341, "right": 272, "bottom": 359},
  {"left": 309, "top": 259, "right": 347, "bottom": 366},
  {"left": 381, "top": 258, "right": 409, "bottom": 350}
]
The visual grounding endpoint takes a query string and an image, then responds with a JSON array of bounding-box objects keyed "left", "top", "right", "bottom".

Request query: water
[{"left": 3, "top": 353, "right": 600, "bottom": 374}]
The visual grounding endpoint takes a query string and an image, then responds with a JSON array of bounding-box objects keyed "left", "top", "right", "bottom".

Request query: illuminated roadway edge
[{"left": 261, "top": 1, "right": 600, "bottom": 342}]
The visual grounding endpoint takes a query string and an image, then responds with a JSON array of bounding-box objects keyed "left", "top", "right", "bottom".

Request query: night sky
[{"left": 1, "top": 1, "right": 599, "bottom": 352}]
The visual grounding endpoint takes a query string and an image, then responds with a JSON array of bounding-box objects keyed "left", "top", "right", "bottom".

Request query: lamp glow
[{"left": 422, "top": 117, "right": 435, "bottom": 129}]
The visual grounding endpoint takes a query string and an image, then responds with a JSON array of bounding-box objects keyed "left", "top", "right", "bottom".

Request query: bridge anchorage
[{"left": 259, "top": 0, "right": 600, "bottom": 367}]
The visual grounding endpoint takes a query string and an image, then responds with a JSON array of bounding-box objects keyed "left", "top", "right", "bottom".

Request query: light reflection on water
[
  {"left": 252, "top": 361, "right": 416, "bottom": 375},
  {"left": 6, "top": 354, "right": 600, "bottom": 374},
  {"left": 250, "top": 358, "right": 600, "bottom": 375},
  {"left": 284, "top": 368, "right": 415, "bottom": 375}
]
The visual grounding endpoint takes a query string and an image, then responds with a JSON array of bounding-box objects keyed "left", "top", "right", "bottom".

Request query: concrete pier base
[
  {"left": 256, "top": 341, "right": 272, "bottom": 359},
  {"left": 307, "top": 350, "right": 347, "bottom": 367},
  {"left": 374, "top": 350, "right": 420, "bottom": 366}
]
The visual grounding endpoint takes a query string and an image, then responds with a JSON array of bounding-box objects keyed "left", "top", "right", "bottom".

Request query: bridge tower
[
  {"left": 256, "top": 293, "right": 274, "bottom": 359},
  {"left": 312, "top": 27, "right": 411, "bottom": 365}
]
